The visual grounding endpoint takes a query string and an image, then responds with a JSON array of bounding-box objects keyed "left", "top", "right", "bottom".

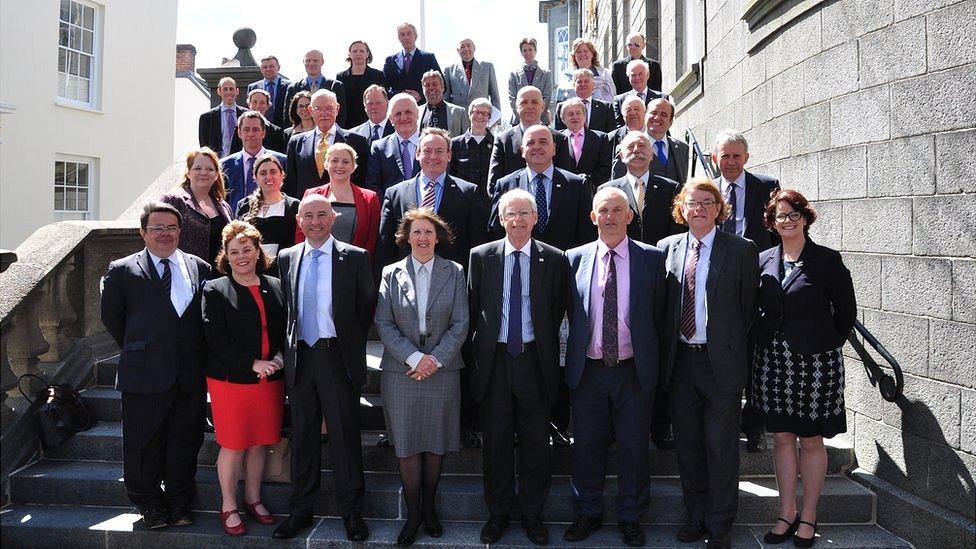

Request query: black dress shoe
[
  {"left": 793, "top": 520, "right": 817, "bottom": 548},
  {"left": 563, "top": 515, "right": 602, "bottom": 541},
  {"left": 396, "top": 519, "right": 421, "bottom": 546},
  {"left": 141, "top": 508, "right": 168, "bottom": 530},
  {"left": 423, "top": 509, "right": 443, "bottom": 537},
  {"left": 522, "top": 516, "right": 549, "bottom": 545},
  {"left": 651, "top": 433, "right": 676, "bottom": 450},
  {"left": 343, "top": 514, "right": 369, "bottom": 541},
  {"left": 549, "top": 422, "right": 571, "bottom": 448},
  {"left": 763, "top": 515, "right": 799, "bottom": 544},
  {"left": 462, "top": 430, "right": 483, "bottom": 449},
  {"left": 272, "top": 514, "right": 314, "bottom": 539},
  {"left": 167, "top": 507, "right": 193, "bottom": 526},
  {"left": 480, "top": 515, "right": 510, "bottom": 544},
  {"left": 705, "top": 532, "right": 731, "bottom": 548},
  {"left": 675, "top": 521, "right": 706, "bottom": 542},
  {"left": 746, "top": 431, "right": 767, "bottom": 453},
  {"left": 619, "top": 521, "right": 645, "bottom": 546}
]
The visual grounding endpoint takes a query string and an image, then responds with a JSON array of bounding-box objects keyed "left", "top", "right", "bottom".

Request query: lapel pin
[
  {"left": 556, "top": 184, "right": 562, "bottom": 188},
  {"left": 538, "top": 257, "right": 544, "bottom": 262}
]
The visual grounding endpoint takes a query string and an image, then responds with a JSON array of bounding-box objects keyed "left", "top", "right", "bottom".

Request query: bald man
[{"left": 283, "top": 49, "right": 348, "bottom": 128}]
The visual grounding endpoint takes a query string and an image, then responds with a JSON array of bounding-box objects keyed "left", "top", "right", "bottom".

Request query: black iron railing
[
  {"left": 849, "top": 320, "right": 905, "bottom": 402},
  {"left": 685, "top": 128, "right": 719, "bottom": 180}
]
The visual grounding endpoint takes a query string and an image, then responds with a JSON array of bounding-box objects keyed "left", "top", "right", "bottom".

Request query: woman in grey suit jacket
[
  {"left": 374, "top": 208, "right": 469, "bottom": 546},
  {"left": 508, "top": 37, "right": 553, "bottom": 125}
]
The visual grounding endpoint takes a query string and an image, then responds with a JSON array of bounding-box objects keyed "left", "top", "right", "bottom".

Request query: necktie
[
  {"left": 532, "top": 173, "right": 548, "bottom": 235},
  {"left": 403, "top": 52, "right": 412, "bottom": 74},
  {"left": 223, "top": 108, "right": 235, "bottom": 156},
  {"left": 655, "top": 140, "right": 668, "bottom": 168},
  {"left": 507, "top": 251, "right": 523, "bottom": 357},
  {"left": 572, "top": 132, "right": 583, "bottom": 164},
  {"left": 265, "top": 80, "right": 275, "bottom": 116},
  {"left": 400, "top": 139, "right": 414, "bottom": 179},
  {"left": 315, "top": 132, "right": 329, "bottom": 178},
  {"left": 634, "top": 177, "right": 646, "bottom": 220},
  {"left": 680, "top": 240, "right": 700, "bottom": 341},
  {"left": 637, "top": 90, "right": 645, "bottom": 102},
  {"left": 159, "top": 258, "right": 172, "bottom": 296},
  {"left": 371, "top": 124, "right": 380, "bottom": 143},
  {"left": 244, "top": 155, "right": 256, "bottom": 197},
  {"left": 722, "top": 183, "right": 737, "bottom": 234},
  {"left": 309, "top": 77, "right": 320, "bottom": 93},
  {"left": 581, "top": 99, "right": 590, "bottom": 128},
  {"left": 464, "top": 61, "right": 472, "bottom": 84},
  {"left": 420, "top": 179, "right": 437, "bottom": 210},
  {"left": 301, "top": 250, "right": 322, "bottom": 344},
  {"left": 602, "top": 250, "right": 618, "bottom": 366}
]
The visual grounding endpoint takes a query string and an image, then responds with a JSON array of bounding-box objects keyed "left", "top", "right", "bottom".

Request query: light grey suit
[
  {"left": 507, "top": 67, "right": 553, "bottom": 125},
  {"left": 375, "top": 255, "right": 469, "bottom": 457},
  {"left": 420, "top": 100, "right": 470, "bottom": 138},
  {"left": 443, "top": 59, "right": 501, "bottom": 109}
]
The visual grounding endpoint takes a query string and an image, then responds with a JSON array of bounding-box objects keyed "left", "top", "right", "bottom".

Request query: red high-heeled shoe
[
  {"left": 244, "top": 500, "right": 277, "bottom": 525},
  {"left": 220, "top": 509, "right": 246, "bottom": 536}
]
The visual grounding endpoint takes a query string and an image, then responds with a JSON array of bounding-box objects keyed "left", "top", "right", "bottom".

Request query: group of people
[{"left": 98, "top": 22, "right": 856, "bottom": 549}]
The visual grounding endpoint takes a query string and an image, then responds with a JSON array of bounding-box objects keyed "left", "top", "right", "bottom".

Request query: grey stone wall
[{"left": 656, "top": 0, "right": 976, "bottom": 539}]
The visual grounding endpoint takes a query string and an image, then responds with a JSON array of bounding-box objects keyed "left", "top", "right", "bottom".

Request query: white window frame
[
  {"left": 672, "top": 0, "right": 707, "bottom": 110},
  {"left": 54, "top": 154, "right": 99, "bottom": 219},
  {"left": 555, "top": 26, "right": 571, "bottom": 84},
  {"left": 56, "top": 0, "right": 102, "bottom": 110}
]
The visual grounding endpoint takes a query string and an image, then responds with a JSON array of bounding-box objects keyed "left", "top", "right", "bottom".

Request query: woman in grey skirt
[{"left": 374, "top": 208, "right": 469, "bottom": 546}]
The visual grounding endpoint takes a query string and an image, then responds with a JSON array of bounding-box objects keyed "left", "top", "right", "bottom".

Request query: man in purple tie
[
  {"left": 383, "top": 22, "right": 441, "bottom": 104},
  {"left": 366, "top": 93, "right": 421, "bottom": 194},
  {"left": 564, "top": 187, "right": 667, "bottom": 547},
  {"left": 198, "top": 77, "right": 245, "bottom": 157},
  {"left": 468, "top": 188, "right": 568, "bottom": 545}
]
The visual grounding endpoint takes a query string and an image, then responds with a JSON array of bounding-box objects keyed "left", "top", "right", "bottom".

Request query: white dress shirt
[
  {"left": 718, "top": 171, "right": 747, "bottom": 236},
  {"left": 679, "top": 228, "right": 716, "bottom": 344},
  {"left": 148, "top": 249, "right": 194, "bottom": 317},
  {"left": 297, "top": 237, "right": 337, "bottom": 340},
  {"left": 405, "top": 255, "right": 439, "bottom": 370},
  {"left": 498, "top": 238, "right": 535, "bottom": 344}
]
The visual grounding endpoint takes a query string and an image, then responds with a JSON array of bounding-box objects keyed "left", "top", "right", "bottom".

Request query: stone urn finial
[{"left": 231, "top": 28, "right": 257, "bottom": 67}]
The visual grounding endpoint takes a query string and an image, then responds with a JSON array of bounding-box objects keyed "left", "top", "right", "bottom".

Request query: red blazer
[{"left": 298, "top": 183, "right": 380, "bottom": 258}]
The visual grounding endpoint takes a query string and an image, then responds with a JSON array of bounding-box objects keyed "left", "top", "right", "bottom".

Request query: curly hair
[{"left": 214, "top": 220, "right": 272, "bottom": 275}]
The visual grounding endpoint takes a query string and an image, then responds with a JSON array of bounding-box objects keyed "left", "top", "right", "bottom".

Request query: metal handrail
[
  {"left": 849, "top": 319, "right": 905, "bottom": 402},
  {"left": 685, "top": 128, "right": 720, "bottom": 180}
]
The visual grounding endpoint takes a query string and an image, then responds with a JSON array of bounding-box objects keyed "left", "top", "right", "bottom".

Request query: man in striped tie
[{"left": 657, "top": 178, "right": 760, "bottom": 549}]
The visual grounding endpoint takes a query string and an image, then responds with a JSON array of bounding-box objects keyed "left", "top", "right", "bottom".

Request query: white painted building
[{"left": 0, "top": 0, "right": 178, "bottom": 249}]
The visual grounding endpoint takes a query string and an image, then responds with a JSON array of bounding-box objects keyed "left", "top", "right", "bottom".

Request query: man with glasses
[
  {"left": 657, "top": 179, "right": 760, "bottom": 548},
  {"left": 611, "top": 32, "right": 663, "bottom": 95},
  {"left": 100, "top": 202, "right": 211, "bottom": 531},
  {"left": 450, "top": 98, "right": 496, "bottom": 194}
]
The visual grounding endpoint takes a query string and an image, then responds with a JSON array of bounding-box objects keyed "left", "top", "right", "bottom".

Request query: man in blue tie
[
  {"left": 247, "top": 56, "right": 290, "bottom": 127},
  {"left": 283, "top": 50, "right": 348, "bottom": 128},
  {"left": 350, "top": 84, "right": 394, "bottom": 145},
  {"left": 366, "top": 93, "right": 421, "bottom": 194},
  {"left": 272, "top": 195, "right": 376, "bottom": 540},
  {"left": 220, "top": 111, "right": 288, "bottom": 212},
  {"left": 468, "top": 188, "right": 568, "bottom": 545}
]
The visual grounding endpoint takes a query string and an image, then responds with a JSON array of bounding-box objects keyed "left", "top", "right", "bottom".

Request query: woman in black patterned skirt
[{"left": 752, "top": 189, "right": 856, "bottom": 548}]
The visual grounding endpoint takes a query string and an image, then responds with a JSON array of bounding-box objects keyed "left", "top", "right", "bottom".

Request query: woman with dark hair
[
  {"left": 235, "top": 154, "right": 300, "bottom": 270},
  {"left": 753, "top": 189, "right": 856, "bottom": 548},
  {"left": 336, "top": 40, "right": 389, "bottom": 128},
  {"left": 202, "top": 220, "right": 286, "bottom": 536},
  {"left": 570, "top": 37, "right": 616, "bottom": 102},
  {"left": 282, "top": 91, "right": 315, "bottom": 144},
  {"left": 161, "top": 147, "right": 233, "bottom": 268},
  {"left": 374, "top": 209, "right": 468, "bottom": 546}
]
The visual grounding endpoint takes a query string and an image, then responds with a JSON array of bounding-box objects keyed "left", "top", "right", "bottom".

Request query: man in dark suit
[
  {"left": 100, "top": 202, "right": 210, "bottom": 530},
  {"left": 563, "top": 187, "right": 666, "bottom": 547},
  {"left": 349, "top": 84, "right": 394, "bottom": 145},
  {"left": 283, "top": 50, "right": 348, "bottom": 128},
  {"left": 383, "top": 22, "right": 441, "bottom": 103},
  {"left": 366, "top": 93, "right": 421, "bottom": 194},
  {"left": 611, "top": 98, "right": 689, "bottom": 183},
  {"left": 450, "top": 98, "right": 494, "bottom": 194},
  {"left": 247, "top": 55, "right": 290, "bottom": 126},
  {"left": 612, "top": 60, "right": 668, "bottom": 128},
  {"left": 488, "top": 125, "right": 594, "bottom": 252},
  {"left": 559, "top": 98, "right": 612, "bottom": 191},
  {"left": 283, "top": 90, "right": 369, "bottom": 197},
  {"left": 611, "top": 32, "right": 663, "bottom": 94},
  {"left": 487, "top": 86, "right": 571, "bottom": 194},
  {"left": 658, "top": 179, "right": 760, "bottom": 549},
  {"left": 468, "top": 188, "right": 568, "bottom": 546},
  {"left": 221, "top": 111, "right": 288, "bottom": 210},
  {"left": 607, "top": 95, "right": 647, "bottom": 159},
  {"left": 377, "top": 127, "right": 488, "bottom": 270},
  {"left": 199, "top": 76, "right": 246, "bottom": 158},
  {"left": 246, "top": 89, "right": 286, "bottom": 153},
  {"left": 553, "top": 69, "right": 616, "bottom": 134},
  {"left": 272, "top": 194, "right": 376, "bottom": 541}
]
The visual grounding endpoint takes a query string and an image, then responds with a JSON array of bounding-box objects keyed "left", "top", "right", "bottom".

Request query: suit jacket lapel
[
  {"left": 331, "top": 240, "right": 348, "bottom": 318},
  {"left": 706, "top": 232, "right": 729, "bottom": 306},
  {"left": 743, "top": 172, "right": 761, "bottom": 235},
  {"left": 781, "top": 243, "right": 812, "bottom": 291},
  {"left": 577, "top": 244, "right": 595, "bottom": 317},
  {"left": 439, "top": 176, "right": 458, "bottom": 215},
  {"left": 289, "top": 246, "right": 303, "bottom": 310},
  {"left": 391, "top": 137, "right": 407, "bottom": 176},
  {"left": 425, "top": 257, "right": 451, "bottom": 313},
  {"left": 487, "top": 241, "right": 505, "bottom": 324},
  {"left": 627, "top": 240, "right": 641, "bottom": 318},
  {"left": 762, "top": 245, "right": 782, "bottom": 282},
  {"left": 138, "top": 250, "right": 168, "bottom": 301},
  {"left": 183, "top": 251, "right": 200, "bottom": 294},
  {"left": 548, "top": 170, "right": 566, "bottom": 222},
  {"left": 528, "top": 240, "right": 545, "bottom": 322},
  {"left": 580, "top": 132, "right": 599, "bottom": 167},
  {"left": 396, "top": 260, "right": 419, "bottom": 314}
]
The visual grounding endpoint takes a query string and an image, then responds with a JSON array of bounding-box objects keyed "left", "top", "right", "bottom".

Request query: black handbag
[{"left": 17, "top": 374, "right": 95, "bottom": 449}]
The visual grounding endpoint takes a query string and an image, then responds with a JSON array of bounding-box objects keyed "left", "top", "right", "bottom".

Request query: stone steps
[{"left": 0, "top": 504, "right": 913, "bottom": 548}]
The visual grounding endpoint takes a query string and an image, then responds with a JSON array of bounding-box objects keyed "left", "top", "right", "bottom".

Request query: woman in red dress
[{"left": 202, "top": 220, "right": 286, "bottom": 535}]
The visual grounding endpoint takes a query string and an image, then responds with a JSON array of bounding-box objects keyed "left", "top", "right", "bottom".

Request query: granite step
[
  {"left": 9, "top": 460, "right": 875, "bottom": 525},
  {"left": 0, "top": 504, "right": 912, "bottom": 548},
  {"left": 44, "top": 421, "right": 854, "bottom": 477}
]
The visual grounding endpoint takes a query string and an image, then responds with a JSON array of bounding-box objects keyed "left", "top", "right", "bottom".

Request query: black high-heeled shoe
[
  {"left": 396, "top": 519, "right": 422, "bottom": 546},
  {"left": 793, "top": 520, "right": 818, "bottom": 548},
  {"left": 423, "top": 509, "right": 443, "bottom": 538},
  {"left": 763, "top": 515, "right": 799, "bottom": 544}
]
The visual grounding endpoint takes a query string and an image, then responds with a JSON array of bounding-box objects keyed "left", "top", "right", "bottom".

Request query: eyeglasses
[
  {"left": 502, "top": 210, "right": 534, "bottom": 220},
  {"left": 683, "top": 200, "right": 716, "bottom": 209},
  {"left": 626, "top": 42, "right": 643, "bottom": 48},
  {"left": 146, "top": 225, "right": 179, "bottom": 234},
  {"left": 775, "top": 212, "right": 803, "bottom": 222}
]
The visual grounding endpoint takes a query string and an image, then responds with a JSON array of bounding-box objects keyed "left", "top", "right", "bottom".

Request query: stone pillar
[{"left": 198, "top": 28, "right": 263, "bottom": 109}]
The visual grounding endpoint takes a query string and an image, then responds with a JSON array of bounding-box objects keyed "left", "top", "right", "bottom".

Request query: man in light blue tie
[{"left": 273, "top": 195, "right": 376, "bottom": 541}]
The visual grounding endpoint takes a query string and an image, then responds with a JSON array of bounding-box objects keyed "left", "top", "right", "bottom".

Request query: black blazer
[
  {"left": 553, "top": 97, "right": 616, "bottom": 134},
  {"left": 248, "top": 77, "right": 291, "bottom": 127},
  {"left": 100, "top": 249, "right": 210, "bottom": 394},
  {"left": 488, "top": 167, "right": 596, "bottom": 252},
  {"left": 278, "top": 240, "right": 376, "bottom": 390},
  {"left": 467, "top": 238, "right": 568, "bottom": 403},
  {"left": 611, "top": 56, "right": 663, "bottom": 95},
  {"left": 283, "top": 127, "right": 370, "bottom": 197},
  {"left": 336, "top": 66, "right": 388, "bottom": 128},
  {"left": 486, "top": 126, "right": 573, "bottom": 194},
  {"left": 263, "top": 121, "right": 287, "bottom": 154},
  {"left": 449, "top": 130, "right": 494, "bottom": 194},
  {"left": 598, "top": 174, "right": 683, "bottom": 246},
  {"left": 561, "top": 128, "right": 613, "bottom": 191},
  {"left": 610, "top": 135, "right": 690, "bottom": 185},
  {"left": 350, "top": 119, "right": 395, "bottom": 146},
  {"left": 283, "top": 77, "right": 348, "bottom": 128},
  {"left": 202, "top": 275, "right": 286, "bottom": 384},
  {"left": 235, "top": 194, "right": 301, "bottom": 250},
  {"left": 377, "top": 174, "right": 489, "bottom": 269},
  {"left": 739, "top": 171, "right": 781, "bottom": 252},
  {"left": 755, "top": 241, "right": 856, "bottom": 354},
  {"left": 198, "top": 105, "right": 247, "bottom": 155},
  {"left": 612, "top": 89, "right": 668, "bottom": 128},
  {"left": 383, "top": 49, "right": 441, "bottom": 100}
]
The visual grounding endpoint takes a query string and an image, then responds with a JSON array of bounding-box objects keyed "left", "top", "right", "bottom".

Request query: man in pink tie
[{"left": 557, "top": 98, "right": 612, "bottom": 192}]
